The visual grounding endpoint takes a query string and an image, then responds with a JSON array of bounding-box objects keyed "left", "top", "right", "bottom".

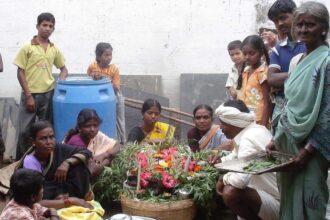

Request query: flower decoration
[
  {"left": 93, "top": 143, "right": 219, "bottom": 208},
  {"left": 126, "top": 145, "right": 208, "bottom": 199}
]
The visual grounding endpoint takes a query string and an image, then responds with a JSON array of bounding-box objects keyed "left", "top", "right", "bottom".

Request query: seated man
[{"left": 210, "top": 100, "right": 279, "bottom": 220}]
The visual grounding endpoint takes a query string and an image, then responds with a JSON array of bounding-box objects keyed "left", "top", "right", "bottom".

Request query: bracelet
[
  {"left": 65, "top": 159, "right": 72, "bottom": 166},
  {"left": 304, "top": 145, "right": 315, "bottom": 154},
  {"left": 63, "top": 197, "right": 71, "bottom": 207},
  {"left": 50, "top": 214, "right": 60, "bottom": 219}
]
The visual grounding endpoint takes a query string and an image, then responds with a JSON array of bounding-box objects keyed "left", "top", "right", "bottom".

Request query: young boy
[
  {"left": 225, "top": 40, "right": 244, "bottom": 100},
  {"left": 266, "top": 0, "right": 306, "bottom": 133},
  {"left": 13, "top": 12, "right": 68, "bottom": 159},
  {"left": 0, "top": 169, "right": 59, "bottom": 220}
]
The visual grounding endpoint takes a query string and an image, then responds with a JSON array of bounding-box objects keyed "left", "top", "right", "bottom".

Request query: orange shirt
[
  {"left": 87, "top": 62, "right": 121, "bottom": 90},
  {"left": 238, "top": 63, "right": 268, "bottom": 123}
]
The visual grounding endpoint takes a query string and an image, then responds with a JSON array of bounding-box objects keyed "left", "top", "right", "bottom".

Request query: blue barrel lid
[{"left": 57, "top": 76, "right": 111, "bottom": 85}]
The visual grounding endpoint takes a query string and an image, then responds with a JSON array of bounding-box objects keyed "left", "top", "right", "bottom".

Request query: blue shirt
[
  {"left": 269, "top": 40, "right": 306, "bottom": 97},
  {"left": 269, "top": 40, "right": 306, "bottom": 72}
]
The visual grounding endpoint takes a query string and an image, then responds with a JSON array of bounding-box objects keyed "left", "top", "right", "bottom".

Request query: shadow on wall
[{"left": 179, "top": 73, "right": 229, "bottom": 139}]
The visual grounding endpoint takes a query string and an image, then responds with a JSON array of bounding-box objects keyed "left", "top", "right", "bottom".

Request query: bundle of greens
[{"left": 243, "top": 156, "right": 281, "bottom": 172}]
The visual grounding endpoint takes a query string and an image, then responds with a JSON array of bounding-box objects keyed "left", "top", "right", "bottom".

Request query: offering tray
[{"left": 214, "top": 151, "right": 294, "bottom": 174}]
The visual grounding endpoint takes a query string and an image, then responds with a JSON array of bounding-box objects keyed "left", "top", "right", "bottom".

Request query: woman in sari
[
  {"left": 187, "top": 104, "right": 231, "bottom": 152},
  {"left": 127, "top": 98, "right": 175, "bottom": 144},
  {"left": 19, "top": 120, "right": 93, "bottom": 208},
  {"left": 267, "top": 2, "right": 330, "bottom": 219},
  {"left": 64, "top": 108, "right": 120, "bottom": 177}
]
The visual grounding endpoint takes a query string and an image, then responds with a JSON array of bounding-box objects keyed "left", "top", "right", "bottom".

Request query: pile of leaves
[
  {"left": 243, "top": 155, "right": 281, "bottom": 172},
  {"left": 92, "top": 143, "right": 219, "bottom": 208}
]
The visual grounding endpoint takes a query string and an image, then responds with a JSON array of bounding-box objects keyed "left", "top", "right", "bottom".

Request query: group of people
[
  {"left": 220, "top": 0, "right": 330, "bottom": 219},
  {"left": 0, "top": 0, "right": 329, "bottom": 219},
  {"left": 11, "top": 12, "right": 126, "bottom": 160}
]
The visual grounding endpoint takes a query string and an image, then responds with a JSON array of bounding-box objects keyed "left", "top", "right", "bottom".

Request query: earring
[{"left": 322, "top": 31, "right": 326, "bottom": 35}]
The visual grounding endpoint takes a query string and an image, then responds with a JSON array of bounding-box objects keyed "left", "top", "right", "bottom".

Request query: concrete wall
[
  {"left": 1, "top": 0, "right": 329, "bottom": 107},
  {"left": 0, "top": 0, "right": 329, "bottom": 158},
  {"left": 0, "top": 0, "right": 260, "bottom": 106}
]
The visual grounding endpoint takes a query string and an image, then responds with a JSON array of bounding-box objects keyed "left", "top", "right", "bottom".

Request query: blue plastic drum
[{"left": 53, "top": 76, "right": 116, "bottom": 141}]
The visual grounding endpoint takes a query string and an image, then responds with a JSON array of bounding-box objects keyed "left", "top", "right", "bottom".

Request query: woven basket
[{"left": 120, "top": 196, "right": 195, "bottom": 220}]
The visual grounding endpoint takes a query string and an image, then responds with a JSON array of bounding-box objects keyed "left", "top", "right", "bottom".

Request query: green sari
[{"left": 274, "top": 45, "right": 330, "bottom": 219}]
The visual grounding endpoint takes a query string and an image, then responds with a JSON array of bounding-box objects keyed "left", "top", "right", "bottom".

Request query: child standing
[
  {"left": 225, "top": 40, "right": 244, "bottom": 100},
  {"left": 87, "top": 42, "right": 126, "bottom": 144},
  {"left": 13, "top": 12, "right": 68, "bottom": 159},
  {"left": 238, "top": 35, "right": 271, "bottom": 126},
  {"left": 0, "top": 169, "right": 59, "bottom": 220}
]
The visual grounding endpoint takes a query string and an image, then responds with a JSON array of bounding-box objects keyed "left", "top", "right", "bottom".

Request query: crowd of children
[{"left": 1, "top": 0, "right": 330, "bottom": 219}]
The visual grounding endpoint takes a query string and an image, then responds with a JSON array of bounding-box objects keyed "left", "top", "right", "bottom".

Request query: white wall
[{"left": 0, "top": 0, "right": 329, "bottom": 107}]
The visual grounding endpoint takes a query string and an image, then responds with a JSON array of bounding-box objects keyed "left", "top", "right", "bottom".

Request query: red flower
[
  {"left": 161, "top": 171, "right": 176, "bottom": 189},
  {"left": 137, "top": 152, "right": 148, "bottom": 169},
  {"left": 181, "top": 158, "right": 197, "bottom": 172},
  {"left": 161, "top": 147, "right": 177, "bottom": 160},
  {"left": 188, "top": 160, "right": 196, "bottom": 172},
  {"left": 140, "top": 172, "right": 152, "bottom": 188}
]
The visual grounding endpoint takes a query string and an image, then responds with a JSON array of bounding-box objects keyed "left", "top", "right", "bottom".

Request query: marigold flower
[
  {"left": 194, "top": 165, "right": 202, "bottom": 172},
  {"left": 154, "top": 164, "right": 164, "bottom": 172}
]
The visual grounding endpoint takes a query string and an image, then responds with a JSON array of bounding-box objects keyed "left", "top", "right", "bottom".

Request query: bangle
[
  {"left": 63, "top": 197, "right": 71, "bottom": 207},
  {"left": 50, "top": 214, "right": 60, "bottom": 219},
  {"left": 65, "top": 159, "right": 72, "bottom": 166},
  {"left": 304, "top": 145, "right": 315, "bottom": 154}
]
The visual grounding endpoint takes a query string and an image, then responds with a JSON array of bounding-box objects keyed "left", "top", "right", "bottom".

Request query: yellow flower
[{"left": 159, "top": 160, "right": 168, "bottom": 168}]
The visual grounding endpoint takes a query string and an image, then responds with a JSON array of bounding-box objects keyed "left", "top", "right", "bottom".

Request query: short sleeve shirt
[
  {"left": 0, "top": 199, "right": 48, "bottom": 220},
  {"left": 269, "top": 41, "right": 306, "bottom": 72},
  {"left": 13, "top": 36, "right": 65, "bottom": 93},
  {"left": 238, "top": 63, "right": 268, "bottom": 122},
  {"left": 23, "top": 154, "right": 43, "bottom": 173},
  {"left": 87, "top": 62, "right": 121, "bottom": 89},
  {"left": 225, "top": 65, "right": 239, "bottom": 88}
]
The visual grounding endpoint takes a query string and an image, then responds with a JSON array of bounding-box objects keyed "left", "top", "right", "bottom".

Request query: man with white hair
[{"left": 211, "top": 99, "right": 279, "bottom": 220}]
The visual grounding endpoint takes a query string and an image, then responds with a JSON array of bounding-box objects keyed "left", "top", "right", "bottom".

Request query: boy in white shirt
[{"left": 225, "top": 40, "right": 244, "bottom": 100}]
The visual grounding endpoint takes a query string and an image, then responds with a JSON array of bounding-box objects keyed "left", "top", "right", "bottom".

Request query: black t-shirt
[{"left": 127, "top": 126, "right": 145, "bottom": 143}]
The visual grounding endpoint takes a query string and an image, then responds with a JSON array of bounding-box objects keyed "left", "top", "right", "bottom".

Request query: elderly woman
[
  {"left": 127, "top": 99, "right": 176, "bottom": 144},
  {"left": 19, "top": 120, "right": 93, "bottom": 209},
  {"left": 267, "top": 2, "right": 330, "bottom": 219},
  {"left": 187, "top": 104, "right": 231, "bottom": 152}
]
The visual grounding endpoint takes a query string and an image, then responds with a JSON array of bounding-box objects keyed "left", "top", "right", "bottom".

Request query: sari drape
[
  {"left": 143, "top": 122, "right": 176, "bottom": 144},
  {"left": 274, "top": 45, "right": 330, "bottom": 219},
  {"left": 20, "top": 143, "right": 92, "bottom": 200}
]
